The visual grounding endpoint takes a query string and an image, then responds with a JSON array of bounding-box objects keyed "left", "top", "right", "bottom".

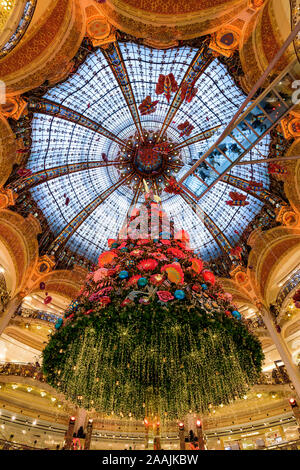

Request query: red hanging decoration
[
  {"left": 226, "top": 191, "right": 249, "bottom": 207},
  {"left": 181, "top": 80, "right": 198, "bottom": 103},
  {"left": 155, "top": 73, "right": 178, "bottom": 103},
  {"left": 138, "top": 96, "right": 159, "bottom": 115},
  {"left": 44, "top": 296, "right": 52, "bottom": 305},
  {"left": 177, "top": 120, "right": 194, "bottom": 137},
  {"left": 268, "top": 163, "right": 288, "bottom": 176}
]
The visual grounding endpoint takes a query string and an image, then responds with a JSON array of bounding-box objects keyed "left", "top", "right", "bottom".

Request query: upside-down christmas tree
[{"left": 43, "top": 193, "right": 263, "bottom": 420}]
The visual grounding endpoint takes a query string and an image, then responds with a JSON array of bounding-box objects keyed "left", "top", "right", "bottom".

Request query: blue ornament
[
  {"left": 111, "top": 243, "right": 119, "bottom": 248},
  {"left": 119, "top": 270, "right": 129, "bottom": 280},
  {"left": 174, "top": 290, "right": 185, "bottom": 300},
  {"left": 232, "top": 310, "right": 241, "bottom": 320},
  {"left": 153, "top": 239, "right": 159, "bottom": 243},
  {"left": 160, "top": 231, "right": 171, "bottom": 240},
  {"left": 55, "top": 318, "right": 63, "bottom": 329},
  {"left": 120, "top": 247, "right": 128, "bottom": 252},
  {"left": 173, "top": 258, "right": 179, "bottom": 262},
  {"left": 138, "top": 277, "right": 148, "bottom": 287},
  {"left": 201, "top": 284, "right": 208, "bottom": 291}
]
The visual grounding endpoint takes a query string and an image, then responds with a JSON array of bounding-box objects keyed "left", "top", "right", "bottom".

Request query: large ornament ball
[
  {"left": 174, "top": 290, "right": 185, "bottom": 300},
  {"left": 137, "top": 277, "right": 148, "bottom": 288},
  {"left": 119, "top": 271, "right": 129, "bottom": 280}
]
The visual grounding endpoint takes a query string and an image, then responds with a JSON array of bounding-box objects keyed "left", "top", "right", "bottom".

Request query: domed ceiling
[{"left": 25, "top": 40, "right": 271, "bottom": 265}]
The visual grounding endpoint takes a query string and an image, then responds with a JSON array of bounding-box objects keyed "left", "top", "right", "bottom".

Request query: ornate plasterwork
[
  {"left": 210, "top": 26, "right": 241, "bottom": 57},
  {"left": 99, "top": 0, "right": 248, "bottom": 45},
  {"left": 240, "top": 0, "right": 296, "bottom": 92},
  {"left": 281, "top": 112, "right": 300, "bottom": 140},
  {"left": 247, "top": 226, "right": 300, "bottom": 301},
  {"left": 0, "top": 0, "right": 85, "bottom": 94},
  {"left": 0, "top": 116, "right": 18, "bottom": 187}
]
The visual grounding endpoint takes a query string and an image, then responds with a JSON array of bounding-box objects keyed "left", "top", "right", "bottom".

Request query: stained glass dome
[{"left": 26, "top": 40, "right": 271, "bottom": 265}]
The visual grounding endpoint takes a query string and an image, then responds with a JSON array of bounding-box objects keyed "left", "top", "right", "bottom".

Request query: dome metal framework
[{"left": 23, "top": 40, "right": 273, "bottom": 265}]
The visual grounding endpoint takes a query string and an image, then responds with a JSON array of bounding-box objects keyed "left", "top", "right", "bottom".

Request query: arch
[
  {"left": 28, "top": 266, "right": 87, "bottom": 302},
  {"left": 0, "top": 209, "right": 40, "bottom": 296},
  {"left": 283, "top": 139, "right": 300, "bottom": 216},
  {"left": 0, "top": 0, "right": 85, "bottom": 94},
  {"left": 247, "top": 225, "right": 300, "bottom": 303},
  {"left": 0, "top": 116, "right": 17, "bottom": 187},
  {"left": 240, "top": 0, "right": 296, "bottom": 92}
]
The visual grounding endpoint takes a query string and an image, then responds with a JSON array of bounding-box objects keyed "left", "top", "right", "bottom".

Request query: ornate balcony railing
[
  {"left": 0, "top": 361, "right": 45, "bottom": 382},
  {"left": 276, "top": 270, "right": 300, "bottom": 309},
  {"left": 15, "top": 307, "right": 62, "bottom": 324}
]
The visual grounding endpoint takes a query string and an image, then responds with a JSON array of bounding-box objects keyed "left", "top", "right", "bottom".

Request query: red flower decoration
[
  {"left": 202, "top": 270, "right": 215, "bottom": 286},
  {"left": 192, "top": 284, "right": 201, "bottom": 292},
  {"left": 137, "top": 239, "right": 150, "bottom": 246},
  {"left": 121, "top": 298, "right": 133, "bottom": 307},
  {"left": 190, "top": 258, "right": 203, "bottom": 274},
  {"left": 130, "top": 249, "right": 144, "bottom": 257},
  {"left": 127, "top": 274, "right": 142, "bottom": 286},
  {"left": 99, "top": 296, "right": 111, "bottom": 306},
  {"left": 137, "top": 258, "right": 158, "bottom": 271},
  {"left": 84, "top": 309, "right": 94, "bottom": 315},
  {"left": 160, "top": 239, "right": 171, "bottom": 245},
  {"left": 157, "top": 291, "right": 174, "bottom": 302},
  {"left": 225, "top": 310, "right": 232, "bottom": 317},
  {"left": 152, "top": 252, "right": 168, "bottom": 261},
  {"left": 167, "top": 247, "right": 185, "bottom": 259},
  {"left": 150, "top": 274, "right": 164, "bottom": 286}
]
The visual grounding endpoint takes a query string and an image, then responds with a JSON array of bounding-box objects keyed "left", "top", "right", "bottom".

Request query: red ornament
[{"left": 44, "top": 296, "right": 52, "bottom": 305}]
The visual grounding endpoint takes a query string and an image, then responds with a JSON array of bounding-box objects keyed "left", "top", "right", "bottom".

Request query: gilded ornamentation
[
  {"left": 281, "top": 112, "right": 300, "bottom": 140},
  {"left": 210, "top": 27, "right": 241, "bottom": 57},
  {"left": 276, "top": 206, "right": 299, "bottom": 227},
  {"left": 0, "top": 0, "right": 85, "bottom": 94},
  {"left": 86, "top": 15, "right": 116, "bottom": 47},
  {"left": 0, "top": 96, "right": 27, "bottom": 120}
]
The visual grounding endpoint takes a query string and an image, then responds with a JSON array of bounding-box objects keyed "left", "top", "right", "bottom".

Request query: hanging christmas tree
[{"left": 43, "top": 194, "right": 263, "bottom": 420}]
